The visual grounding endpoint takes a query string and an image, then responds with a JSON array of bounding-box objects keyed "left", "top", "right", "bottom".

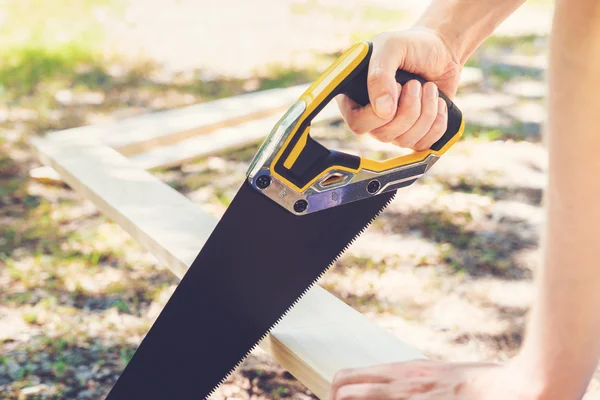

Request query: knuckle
[
  {"left": 370, "top": 127, "right": 394, "bottom": 143},
  {"left": 421, "top": 110, "right": 437, "bottom": 124},
  {"left": 372, "top": 32, "right": 392, "bottom": 47},
  {"left": 393, "top": 135, "right": 414, "bottom": 149},
  {"left": 432, "top": 116, "right": 448, "bottom": 134},
  {"left": 389, "top": 119, "right": 414, "bottom": 137},
  {"left": 336, "top": 385, "right": 383, "bottom": 400},
  {"left": 423, "top": 81, "right": 437, "bottom": 93},
  {"left": 367, "top": 66, "right": 387, "bottom": 86},
  {"left": 346, "top": 119, "right": 366, "bottom": 135},
  {"left": 333, "top": 368, "right": 353, "bottom": 384},
  {"left": 336, "top": 388, "right": 356, "bottom": 400},
  {"left": 366, "top": 385, "right": 387, "bottom": 398},
  {"left": 398, "top": 100, "right": 421, "bottom": 120},
  {"left": 398, "top": 111, "right": 420, "bottom": 127},
  {"left": 413, "top": 141, "right": 430, "bottom": 152},
  {"left": 335, "top": 94, "right": 349, "bottom": 110},
  {"left": 422, "top": 104, "right": 439, "bottom": 120}
]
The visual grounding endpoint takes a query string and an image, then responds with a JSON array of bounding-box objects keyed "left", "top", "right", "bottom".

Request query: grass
[
  {"left": 465, "top": 33, "right": 548, "bottom": 88},
  {"left": 119, "top": 347, "right": 135, "bottom": 366},
  {"left": 52, "top": 359, "right": 67, "bottom": 378},
  {"left": 0, "top": 0, "right": 123, "bottom": 101},
  {"left": 335, "top": 254, "right": 394, "bottom": 275},
  {"left": 271, "top": 386, "right": 289, "bottom": 399},
  {"left": 0, "top": 44, "right": 98, "bottom": 99},
  {"left": 0, "top": 0, "right": 323, "bottom": 111},
  {"left": 462, "top": 122, "right": 541, "bottom": 142},
  {"left": 482, "top": 34, "right": 545, "bottom": 52}
]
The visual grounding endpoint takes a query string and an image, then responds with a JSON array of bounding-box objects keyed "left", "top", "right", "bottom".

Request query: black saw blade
[{"left": 106, "top": 181, "right": 396, "bottom": 399}]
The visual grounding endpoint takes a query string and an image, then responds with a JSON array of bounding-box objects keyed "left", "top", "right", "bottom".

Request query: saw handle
[
  {"left": 268, "top": 42, "right": 464, "bottom": 193},
  {"left": 341, "top": 66, "right": 462, "bottom": 152}
]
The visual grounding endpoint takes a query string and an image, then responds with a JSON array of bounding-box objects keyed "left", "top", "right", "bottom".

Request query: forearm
[
  {"left": 518, "top": 1, "right": 600, "bottom": 398},
  {"left": 415, "top": 0, "right": 526, "bottom": 65}
]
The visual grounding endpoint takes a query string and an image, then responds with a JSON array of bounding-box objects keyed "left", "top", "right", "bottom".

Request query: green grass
[
  {"left": 0, "top": 0, "right": 124, "bottom": 100},
  {"left": 271, "top": 386, "right": 289, "bottom": 400},
  {"left": 463, "top": 125, "right": 505, "bottom": 141},
  {"left": 337, "top": 254, "right": 394, "bottom": 275},
  {"left": 52, "top": 359, "right": 67, "bottom": 378},
  {"left": 483, "top": 34, "right": 543, "bottom": 50},
  {"left": 465, "top": 33, "right": 548, "bottom": 88},
  {"left": 113, "top": 299, "right": 130, "bottom": 314},
  {"left": 461, "top": 123, "right": 540, "bottom": 143},
  {"left": 0, "top": 45, "right": 98, "bottom": 98},
  {"left": 0, "top": 0, "right": 329, "bottom": 110},
  {"left": 119, "top": 346, "right": 136, "bottom": 366},
  {"left": 214, "top": 190, "right": 233, "bottom": 207},
  {"left": 256, "top": 65, "right": 321, "bottom": 91}
]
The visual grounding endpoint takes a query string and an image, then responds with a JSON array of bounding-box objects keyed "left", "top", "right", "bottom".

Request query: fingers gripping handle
[
  {"left": 341, "top": 48, "right": 463, "bottom": 151},
  {"left": 266, "top": 41, "right": 464, "bottom": 195}
]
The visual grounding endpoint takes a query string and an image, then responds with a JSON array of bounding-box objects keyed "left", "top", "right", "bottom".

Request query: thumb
[{"left": 367, "top": 43, "right": 402, "bottom": 120}]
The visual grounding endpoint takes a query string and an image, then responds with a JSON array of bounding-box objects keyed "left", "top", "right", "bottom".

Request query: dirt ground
[{"left": 5, "top": 1, "right": 600, "bottom": 399}]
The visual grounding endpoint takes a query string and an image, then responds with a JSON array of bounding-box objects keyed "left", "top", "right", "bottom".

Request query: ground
[{"left": 3, "top": 1, "right": 597, "bottom": 399}]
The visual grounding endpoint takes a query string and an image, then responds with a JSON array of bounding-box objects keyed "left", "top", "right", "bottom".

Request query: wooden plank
[
  {"left": 29, "top": 165, "right": 64, "bottom": 185},
  {"left": 28, "top": 86, "right": 307, "bottom": 184},
  {"left": 129, "top": 101, "right": 341, "bottom": 170},
  {"left": 32, "top": 135, "right": 425, "bottom": 399},
  {"left": 264, "top": 288, "right": 425, "bottom": 397},
  {"left": 49, "top": 85, "right": 310, "bottom": 156},
  {"left": 30, "top": 102, "right": 339, "bottom": 179}
]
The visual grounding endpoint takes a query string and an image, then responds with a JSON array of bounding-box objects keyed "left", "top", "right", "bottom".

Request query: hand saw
[{"left": 106, "top": 41, "right": 464, "bottom": 399}]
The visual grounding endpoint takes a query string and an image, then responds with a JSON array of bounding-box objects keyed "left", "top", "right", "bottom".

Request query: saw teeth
[{"left": 204, "top": 192, "right": 396, "bottom": 399}]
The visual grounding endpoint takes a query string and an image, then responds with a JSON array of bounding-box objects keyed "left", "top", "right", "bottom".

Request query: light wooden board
[
  {"left": 29, "top": 165, "right": 63, "bottom": 185},
  {"left": 33, "top": 134, "right": 425, "bottom": 399},
  {"left": 128, "top": 101, "right": 341, "bottom": 170},
  {"left": 29, "top": 85, "right": 308, "bottom": 184},
  {"left": 28, "top": 103, "right": 339, "bottom": 181},
  {"left": 49, "top": 84, "right": 310, "bottom": 155}
]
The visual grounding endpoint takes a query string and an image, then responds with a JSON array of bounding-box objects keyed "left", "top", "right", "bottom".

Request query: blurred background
[{"left": 0, "top": 0, "right": 582, "bottom": 399}]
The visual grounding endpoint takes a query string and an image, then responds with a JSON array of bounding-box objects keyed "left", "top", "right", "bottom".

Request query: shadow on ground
[{"left": 377, "top": 207, "right": 536, "bottom": 280}]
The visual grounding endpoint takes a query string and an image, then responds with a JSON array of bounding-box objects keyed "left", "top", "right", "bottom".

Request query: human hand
[
  {"left": 337, "top": 29, "right": 462, "bottom": 151},
  {"left": 329, "top": 360, "right": 545, "bottom": 400}
]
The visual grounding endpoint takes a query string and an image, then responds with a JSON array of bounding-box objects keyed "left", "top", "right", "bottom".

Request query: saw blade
[{"left": 106, "top": 181, "right": 396, "bottom": 399}]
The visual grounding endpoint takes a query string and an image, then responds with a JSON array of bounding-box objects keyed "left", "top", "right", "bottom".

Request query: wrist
[
  {"left": 411, "top": 22, "right": 467, "bottom": 66},
  {"left": 413, "top": 0, "right": 526, "bottom": 66},
  {"left": 504, "top": 356, "right": 550, "bottom": 400},
  {"left": 506, "top": 352, "right": 587, "bottom": 400},
  {"left": 412, "top": 16, "right": 470, "bottom": 66}
]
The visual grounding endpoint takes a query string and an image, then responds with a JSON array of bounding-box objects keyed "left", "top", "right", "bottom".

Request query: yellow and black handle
[{"left": 268, "top": 41, "right": 464, "bottom": 193}]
